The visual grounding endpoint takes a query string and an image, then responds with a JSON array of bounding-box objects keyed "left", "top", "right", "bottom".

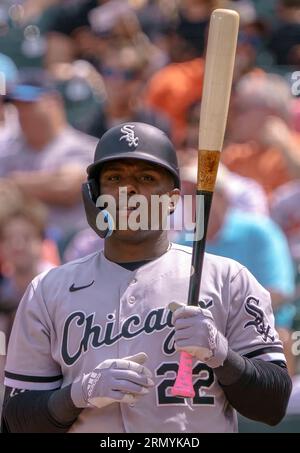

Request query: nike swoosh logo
[{"left": 69, "top": 281, "right": 95, "bottom": 292}]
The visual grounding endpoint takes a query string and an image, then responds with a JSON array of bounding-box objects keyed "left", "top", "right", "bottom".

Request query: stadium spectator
[
  {"left": 222, "top": 73, "right": 300, "bottom": 195},
  {"left": 50, "top": 60, "right": 108, "bottom": 138},
  {"left": 145, "top": 53, "right": 204, "bottom": 146},
  {"left": 101, "top": 43, "right": 171, "bottom": 135},
  {"left": 270, "top": 180, "right": 300, "bottom": 265},
  {"left": 0, "top": 193, "right": 56, "bottom": 409},
  {"left": 268, "top": 0, "right": 300, "bottom": 66},
  {"left": 0, "top": 198, "right": 54, "bottom": 318},
  {"left": 0, "top": 70, "right": 97, "bottom": 247}
]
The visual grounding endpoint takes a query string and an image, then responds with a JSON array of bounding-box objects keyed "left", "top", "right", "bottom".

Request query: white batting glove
[
  {"left": 169, "top": 302, "right": 228, "bottom": 368},
  {"left": 71, "top": 352, "right": 154, "bottom": 409}
]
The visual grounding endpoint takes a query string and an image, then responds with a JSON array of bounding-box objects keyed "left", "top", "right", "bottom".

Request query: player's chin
[{"left": 112, "top": 227, "right": 151, "bottom": 241}]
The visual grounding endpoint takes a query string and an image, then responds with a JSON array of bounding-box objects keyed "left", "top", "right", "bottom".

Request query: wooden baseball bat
[{"left": 171, "top": 9, "right": 239, "bottom": 398}]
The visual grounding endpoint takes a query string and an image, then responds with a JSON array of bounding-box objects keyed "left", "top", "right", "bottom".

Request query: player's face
[{"left": 99, "top": 159, "right": 179, "bottom": 239}]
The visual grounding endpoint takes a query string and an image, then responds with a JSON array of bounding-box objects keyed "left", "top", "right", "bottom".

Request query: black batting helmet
[{"left": 82, "top": 122, "right": 180, "bottom": 238}]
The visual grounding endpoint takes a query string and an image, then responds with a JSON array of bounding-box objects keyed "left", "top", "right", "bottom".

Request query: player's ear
[{"left": 168, "top": 189, "right": 180, "bottom": 215}]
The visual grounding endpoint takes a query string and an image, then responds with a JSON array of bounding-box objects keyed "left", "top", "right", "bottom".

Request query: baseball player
[{"left": 1, "top": 123, "right": 292, "bottom": 433}]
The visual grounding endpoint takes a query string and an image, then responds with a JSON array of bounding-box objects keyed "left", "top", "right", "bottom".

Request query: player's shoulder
[
  {"left": 206, "top": 251, "right": 248, "bottom": 282},
  {"left": 31, "top": 252, "right": 100, "bottom": 290},
  {"left": 171, "top": 242, "right": 245, "bottom": 277}
]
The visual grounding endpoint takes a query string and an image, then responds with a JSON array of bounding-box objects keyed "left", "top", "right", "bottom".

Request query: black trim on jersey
[
  {"left": 243, "top": 346, "right": 284, "bottom": 359},
  {"left": 5, "top": 372, "right": 63, "bottom": 383}
]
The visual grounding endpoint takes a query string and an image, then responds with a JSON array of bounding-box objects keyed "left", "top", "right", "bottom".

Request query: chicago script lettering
[{"left": 61, "top": 308, "right": 174, "bottom": 366}]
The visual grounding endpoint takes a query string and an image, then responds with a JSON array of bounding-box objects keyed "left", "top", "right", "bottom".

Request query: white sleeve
[
  {"left": 226, "top": 266, "right": 286, "bottom": 363},
  {"left": 4, "top": 275, "right": 62, "bottom": 390}
]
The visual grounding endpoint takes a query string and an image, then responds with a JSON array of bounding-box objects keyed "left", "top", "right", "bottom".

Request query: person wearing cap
[
  {"left": 0, "top": 69, "right": 97, "bottom": 247},
  {"left": 49, "top": 59, "right": 108, "bottom": 139}
]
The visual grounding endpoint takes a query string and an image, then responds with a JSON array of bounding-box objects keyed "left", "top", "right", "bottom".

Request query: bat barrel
[{"left": 198, "top": 9, "right": 239, "bottom": 152}]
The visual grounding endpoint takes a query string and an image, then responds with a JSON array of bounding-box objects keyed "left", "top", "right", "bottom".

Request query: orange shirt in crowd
[
  {"left": 145, "top": 58, "right": 204, "bottom": 146},
  {"left": 42, "top": 239, "right": 61, "bottom": 266},
  {"left": 221, "top": 135, "right": 300, "bottom": 195}
]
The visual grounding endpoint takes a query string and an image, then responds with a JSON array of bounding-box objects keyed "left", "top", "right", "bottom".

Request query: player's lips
[
  {"left": 117, "top": 207, "right": 138, "bottom": 219},
  {"left": 117, "top": 206, "right": 139, "bottom": 214}
]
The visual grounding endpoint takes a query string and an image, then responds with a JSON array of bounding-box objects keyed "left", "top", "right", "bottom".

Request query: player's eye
[
  {"left": 140, "top": 174, "right": 155, "bottom": 182},
  {"left": 107, "top": 175, "right": 121, "bottom": 182}
]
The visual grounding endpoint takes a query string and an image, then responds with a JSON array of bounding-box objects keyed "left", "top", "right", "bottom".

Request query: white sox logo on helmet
[{"left": 119, "top": 124, "right": 139, "bottom": 148}]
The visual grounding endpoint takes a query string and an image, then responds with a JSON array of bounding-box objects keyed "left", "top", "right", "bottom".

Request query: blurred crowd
[{"left": 0, "top": 0, "right": 300, "bottom": 422}]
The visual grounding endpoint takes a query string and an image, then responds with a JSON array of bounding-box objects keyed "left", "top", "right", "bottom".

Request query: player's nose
[
  {"left": 120, "top": 178, "right": 139, "bottom": 195},
  {"left": 118, "top": 184, "right": 138, "bottom": 210},
  {"left": 127, "top": 184, "right": 138, "bottom": 195}
]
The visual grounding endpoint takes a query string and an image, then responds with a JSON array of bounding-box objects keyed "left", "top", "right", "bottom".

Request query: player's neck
[{"left": 104, "top": 232, "right": 170, "bottom": 263}]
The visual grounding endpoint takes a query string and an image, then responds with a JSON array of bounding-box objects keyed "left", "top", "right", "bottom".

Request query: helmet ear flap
[
  {"left": 87, "top": 178, "right": 100, "bottom": 202},
  {"left": 82, "top": 180, "right": 114, "bottom": 239}
]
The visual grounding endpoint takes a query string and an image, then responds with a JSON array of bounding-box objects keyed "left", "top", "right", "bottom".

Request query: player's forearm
[
  {"left": 215, "top": 349, "right": 292, "bottom": 426},
  {"left": 48, "top": 384, "right": 83, "bottom": 425},
  {"left": 213, "top": 348, "right": 246, "bottom": 385},
  {"left": 2, "top": 385, "right": 81, "bottom": 433}
]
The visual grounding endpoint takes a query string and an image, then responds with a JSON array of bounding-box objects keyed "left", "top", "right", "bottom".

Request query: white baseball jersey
[{"left": 4, "top": 244, "right": 285, "bottom": 433}]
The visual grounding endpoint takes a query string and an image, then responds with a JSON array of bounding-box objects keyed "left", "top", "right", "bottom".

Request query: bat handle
[{"left": 171, "top": 351, "right": 195, "bottom": 398}]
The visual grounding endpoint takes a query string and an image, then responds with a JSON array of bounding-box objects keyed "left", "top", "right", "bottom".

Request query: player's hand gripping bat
[{"left": 171, "top": 9, "right": 239, "bottom": 398}]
